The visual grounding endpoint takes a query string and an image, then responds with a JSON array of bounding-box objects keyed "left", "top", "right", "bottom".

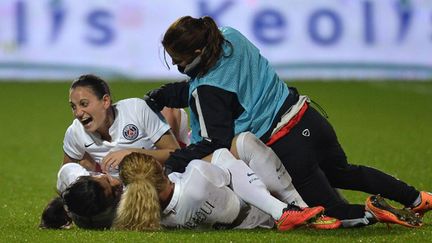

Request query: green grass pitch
[{"left": 0, "top": 81, "right": 431, "bottom": 242}]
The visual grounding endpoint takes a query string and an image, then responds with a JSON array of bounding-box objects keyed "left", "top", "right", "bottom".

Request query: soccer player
[
  {"left": 146, "top": 15, "right": 430, "bottom": 227},
  {"left": 40, "top": 163, "right": 121, "bottom": 229},
  {"left": 113, "top": 151, "right": 325, "bottom": 231},
  {"left": 63, "top": 74, "right": 180, "bottom": 175}
]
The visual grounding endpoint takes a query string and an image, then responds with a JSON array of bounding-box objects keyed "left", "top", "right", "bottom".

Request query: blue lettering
[
  {"left": 394, "top": 0, "right": 413, "bottom": 42},
  {"left": 49, "top": 1, "right": 66, "bottom": 43},
  {"left": 308, "top": 9, "right": 342, "bottom": 46},
  {"left": 198, "top": 0, "right": 234, "bottom": 24},
  {"left": 86, "top": 10, "right": 114, "bottom": 46},
  {"left": 15, "top": 0, "right": 26, "bottom": 46},
  {"left": 363, "top": 1, "right": 375, "bottom": 44},
  {"left": 253, "top": 9, "right": 286, "bottom": 44}
]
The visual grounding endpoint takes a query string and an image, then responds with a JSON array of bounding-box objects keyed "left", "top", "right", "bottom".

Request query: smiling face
[{"left": 69, "top": 86, "right": 111, "bottom": 134}]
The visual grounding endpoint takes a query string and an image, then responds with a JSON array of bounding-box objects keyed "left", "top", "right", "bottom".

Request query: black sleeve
[
  {"left": 164, "top": 85, "right": 244, "bottom": 174},
  {"left": 146, "top": 80, "right": 189, "bottom": 110}
]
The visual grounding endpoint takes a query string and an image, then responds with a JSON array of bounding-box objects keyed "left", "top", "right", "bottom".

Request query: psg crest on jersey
[{"left": 122, "top": 124, "right": 139, "bottom": 140}]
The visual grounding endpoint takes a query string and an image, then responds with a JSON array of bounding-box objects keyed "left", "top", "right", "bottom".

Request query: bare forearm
[{"left": 128, "top": 148, "right": 175, "bottom": 164}]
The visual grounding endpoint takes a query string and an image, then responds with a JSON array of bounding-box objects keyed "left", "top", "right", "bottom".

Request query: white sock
[
  {"left": 212, "top": 148, "right": 286, "bottom": 220},
  {"left": 412, "top": 193, "right": 422, "bottom": 208},
  {"left": 236, "top": 132, "right": 308, "bottom": 207}
]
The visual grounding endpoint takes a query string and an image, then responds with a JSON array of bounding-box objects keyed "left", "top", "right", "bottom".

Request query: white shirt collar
[{"left": 162, "top": 173, "right": 182, "bottom": 215}]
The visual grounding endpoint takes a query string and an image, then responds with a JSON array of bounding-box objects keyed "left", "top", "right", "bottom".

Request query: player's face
[
  {"left": 92, "top": 174, "right": 122, "bottom": 199},
  {"left": 69, "top": 86, "right": 111, "bottom": 133},
  {"left": 170, "top": 54, "right": 189, "bottom": 69}
]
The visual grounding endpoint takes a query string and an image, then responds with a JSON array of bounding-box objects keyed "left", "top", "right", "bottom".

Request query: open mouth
[{"left": 81, "top": 117, "right": 93, "bottom": 126}]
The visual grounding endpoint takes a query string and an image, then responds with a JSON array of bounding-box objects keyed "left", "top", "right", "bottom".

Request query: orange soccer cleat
[
  {"left": 411, "top": 191, "right": 432, "bottom": 216},
  {"left": 275, "top": 204, "right": 324, "bottom": 231},
  {"left": 365, "top": 195, "right": 422, "bottom": 228}
]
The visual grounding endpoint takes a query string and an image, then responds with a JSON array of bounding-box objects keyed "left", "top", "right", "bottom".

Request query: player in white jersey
[
  {"left": 40, "top": 162, "right": 120, "bottom": 229},
  {"left": 113, "top": 133, "right": 333, "bottom": 231},
  {"left": 63, "top": 74, "right": 180, "bottom": 176}
]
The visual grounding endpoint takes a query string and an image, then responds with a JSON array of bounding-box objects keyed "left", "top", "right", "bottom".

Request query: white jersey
[
  {"left": 63, "top": 98, "right": 170, "bottom": 175},
  {"left": 161, "top": 159, "right": 273, "bottom": 230},
  {"left": 56, "top": 163, "right": 90, "bottom": 193}
]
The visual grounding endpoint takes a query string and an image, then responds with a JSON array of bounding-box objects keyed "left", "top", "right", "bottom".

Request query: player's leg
[
  {"left": 277, "top": 106, "right": 421, "bottom": 227},
  {"left": 232, "top": 131, "right": 307, "bottom": 207},
  {"left": 212, "top": 149, "right": 324, "bottom": 230},
  {"left": 270, "top": 108, "right": 378, "bottom": 227},
  {"left": 310, "top": 106, "right": 422, "bottom": 209}
]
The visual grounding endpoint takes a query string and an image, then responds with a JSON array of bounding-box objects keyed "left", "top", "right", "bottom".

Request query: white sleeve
[
  {"left": 135, "top": 99, "right": 170, "bottom": 144},
  {"left": 211, "top": 148, "right": 239, "bottom": 170},
  {"left": 56, "top": 163, "right": 90, "bottom": 193},
  {"left": 186, "top": 160, "right": 231, "bottom": 188},
  {"left": 62, "top": 125, "right": 85, "bottom": 160}
]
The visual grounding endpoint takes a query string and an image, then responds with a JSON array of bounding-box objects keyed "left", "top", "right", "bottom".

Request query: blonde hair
[{"left": 113, "top": 153, "right": 166, "bottom": 231}]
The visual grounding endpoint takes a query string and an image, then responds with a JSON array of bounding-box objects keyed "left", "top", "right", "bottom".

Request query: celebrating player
[
  {"left": 146, "top": 15, "right": 430, "bottom": 227},
  {"left": 63, "top": 74, "right": 180, "bottom": 175}
]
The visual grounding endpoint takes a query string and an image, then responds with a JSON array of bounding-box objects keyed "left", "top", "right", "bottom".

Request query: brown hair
[
  {"left": 162, "top": 16, "right": 227, "bottom": 77},
  {"left": 71, "top": 74, "right": 111, "bottom": 100},
  {"left": 113, "top": 153, "right": 166, "bottom": 231}
]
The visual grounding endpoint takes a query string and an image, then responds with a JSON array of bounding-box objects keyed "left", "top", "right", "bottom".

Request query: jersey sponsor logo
[
  {"left": 122, "top": 124, "right": 139, "bottom": 140},
  {"left": 84, "top": 142, "right": 95, "bottom": 148},
  {"left": 302, "top": 128, "right": 310, "bottom": 137},
  {"left": 246, "top": 172, "right": 255, "bottom": 177}
]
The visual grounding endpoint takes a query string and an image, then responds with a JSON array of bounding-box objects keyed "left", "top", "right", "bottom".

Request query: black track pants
[{"left": 270, "top": 107, "right": 419, "bottom": 220}]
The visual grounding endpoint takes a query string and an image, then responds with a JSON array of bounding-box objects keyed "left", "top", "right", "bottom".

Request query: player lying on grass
[
  {"left": 114, "top": 150, "right": 327, "bottom": 231},
  {"left": 42, "top": 132, "right": 341, "bottom": 230}
]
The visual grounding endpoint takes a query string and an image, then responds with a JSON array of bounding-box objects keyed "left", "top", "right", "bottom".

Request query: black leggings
[{"left": 270, "top": 107, "right": 419, "bottom": 221}]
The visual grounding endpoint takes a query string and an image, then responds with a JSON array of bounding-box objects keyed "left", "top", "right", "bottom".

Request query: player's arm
[
  {"left": 101, "top": 130, "right": 180, "bottom": 172},
  {"left": 161, "top": 107, "right": 183, "bottom": 143},
  {"left": 63, "top": 152, "right": 98, "bottom": 171},
  {"left": 146, "top": 80, "right": 190, "bottom": 110},
  {"left": 164, "top": 85, "right": 244, "bottom": 174},
  {"left": 126, "top": 130, "right": 179, "bottom": 163}
]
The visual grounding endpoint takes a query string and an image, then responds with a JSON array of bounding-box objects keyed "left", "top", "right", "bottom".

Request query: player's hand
[
  {"left": 144, "top": 88, "right": 165, "bottom": 112},
  {"left": 101, "top": 150, "right": 132, "bottom": 173}
]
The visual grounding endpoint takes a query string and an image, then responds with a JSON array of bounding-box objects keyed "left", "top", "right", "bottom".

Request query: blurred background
[{"left": 0, "top": 0, "right": 431, "bottom": 81}]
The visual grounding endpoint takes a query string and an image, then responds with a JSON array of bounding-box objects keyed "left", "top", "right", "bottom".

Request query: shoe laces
[{"left": 284, "top": 202, "right": 303, "bottom": 212}]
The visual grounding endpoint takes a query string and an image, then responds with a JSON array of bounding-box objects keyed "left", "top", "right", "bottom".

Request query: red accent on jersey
[{"left": 266, "top": 103, "right": 309, "bottom": 146}]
